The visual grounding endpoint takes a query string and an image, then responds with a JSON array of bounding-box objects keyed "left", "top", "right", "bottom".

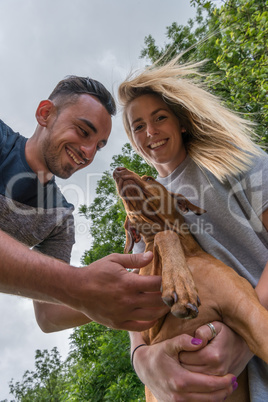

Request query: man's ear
[{"left": 35, "top": 100, "right": 55, "bottom": 127}]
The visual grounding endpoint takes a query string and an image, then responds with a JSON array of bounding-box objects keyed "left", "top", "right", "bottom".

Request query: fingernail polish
[
  {"left": 231, "top": 376, "right": 237, "bottom": 384},
  {"left": 232, "top": 381, "right": 238, "bottom": 391},
  {"left": 191, "top": 338, "right": 202, "bottom": 345}
]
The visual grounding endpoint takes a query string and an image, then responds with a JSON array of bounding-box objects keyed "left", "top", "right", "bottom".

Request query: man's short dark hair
[{"left": 48, "top": 75, "right": 116, "bottom": 116}]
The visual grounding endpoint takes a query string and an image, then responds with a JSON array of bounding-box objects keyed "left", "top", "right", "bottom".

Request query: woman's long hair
[{"left": 118, "top": 56, "right": 261, "bottom": 182}]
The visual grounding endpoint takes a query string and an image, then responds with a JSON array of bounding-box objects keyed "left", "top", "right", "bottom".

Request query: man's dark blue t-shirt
[{"left": 0, "top": 119, "right": 75, "bottom": 263}]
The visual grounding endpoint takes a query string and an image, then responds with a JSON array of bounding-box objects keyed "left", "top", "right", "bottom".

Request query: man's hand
[
  {"left": 68, "top": 251, "right": 169, "bottom": 331},
  {"left": 133, "top": 334, "right": 236, "bottom": 402}
]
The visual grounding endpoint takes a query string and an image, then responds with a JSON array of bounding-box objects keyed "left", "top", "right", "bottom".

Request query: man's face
[{"left": 41, "top": 94, "right": 112, "bottom": 179}]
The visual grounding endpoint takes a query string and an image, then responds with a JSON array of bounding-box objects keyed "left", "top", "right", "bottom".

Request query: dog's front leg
[{"left": 154, "top": 231, "right": 200, "bottom": 319}]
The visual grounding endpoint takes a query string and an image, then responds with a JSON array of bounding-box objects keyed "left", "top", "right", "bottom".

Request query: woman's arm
[{"left": 129, "top": 332, "right": 236, "bottom": 401}]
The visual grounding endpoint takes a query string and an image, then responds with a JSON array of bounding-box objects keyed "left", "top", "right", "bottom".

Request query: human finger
[
  {"left": 132, "top": 273, "right": 163, "bottom": 293},
  {"left": 195, "top": 321, "right": 220, "bottom": 343},
  {"left": 179, "top": 321, "right": 220, "bottom": 367},
  {"left": 169, "top": 380, "right": 236, "bottom": 402},
  {"left": 134, "top": 290, "right": 169, "bottom": 309},
  {"left": 112, "top": 251, "right": 153, "bottom": 269},
  {"left": 173, "top": 372, "right": 237, "bottom": 395}
]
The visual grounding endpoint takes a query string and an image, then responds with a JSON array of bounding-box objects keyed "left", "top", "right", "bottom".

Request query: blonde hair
[{"left": 118, "top": 56, "right": 261, "bottom": 182}]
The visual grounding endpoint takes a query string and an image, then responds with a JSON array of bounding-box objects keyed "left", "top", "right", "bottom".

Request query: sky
[{"left": 0, "top": 0, "right": 196, "bottom": 399}]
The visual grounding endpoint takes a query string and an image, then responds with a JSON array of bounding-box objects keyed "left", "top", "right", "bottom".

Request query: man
[{"left": 0, "top": 76, "right": 167, "bottom": 333}]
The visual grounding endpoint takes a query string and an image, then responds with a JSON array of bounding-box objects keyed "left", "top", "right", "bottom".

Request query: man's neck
[{"left": 25, "top": 136, "right": 53, "bottom": 184}]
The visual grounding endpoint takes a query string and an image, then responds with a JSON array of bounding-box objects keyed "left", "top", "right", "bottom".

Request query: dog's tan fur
[{"left": 113, "top": 167, "right": 268, "bottom": 402}]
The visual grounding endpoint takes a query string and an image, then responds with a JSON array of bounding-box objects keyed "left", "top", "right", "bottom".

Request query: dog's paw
[{"left": 161, "top": 284, "right": 201, "bottom": 319}]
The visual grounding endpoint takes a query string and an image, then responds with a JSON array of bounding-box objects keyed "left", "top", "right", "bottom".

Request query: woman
[{"left": 118, "top": 57, "right": 268, "bottom": 401}]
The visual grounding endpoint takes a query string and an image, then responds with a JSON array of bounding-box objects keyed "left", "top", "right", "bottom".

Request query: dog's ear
[
  {"left": 124, "top": 217, "right": 141, "bottom": 253},
  {"left": 172, "top": 193, "right": 206, "bottom": 215}
]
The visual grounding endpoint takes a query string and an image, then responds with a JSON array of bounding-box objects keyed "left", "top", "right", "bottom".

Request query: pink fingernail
[
  {"left": 191, "top": 338, "right": 202, "bottom": 345},
  {"left": 232, "top": 381, "right": 238, "bottom": 391},
  {"left": 231, "top": 376, "right": 237, "bottom": 384}
]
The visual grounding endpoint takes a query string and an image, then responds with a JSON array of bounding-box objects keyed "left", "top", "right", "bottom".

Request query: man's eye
[{"left": 79, "top": 127, "right": 88, "bottom": 137}]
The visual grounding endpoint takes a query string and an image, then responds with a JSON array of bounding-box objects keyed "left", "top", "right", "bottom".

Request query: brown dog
[{"left": 113, "top": 166, "right": 268, "bottom": 402}]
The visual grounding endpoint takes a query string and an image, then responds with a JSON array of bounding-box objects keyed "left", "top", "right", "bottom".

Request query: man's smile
[{"left": 66, "top": 147, "right": 86, "bottom": 165}]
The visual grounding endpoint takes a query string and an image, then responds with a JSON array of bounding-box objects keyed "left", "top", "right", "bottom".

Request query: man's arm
[
  {"left": 33, "top": 301, "right": 91, "bottom": 333},
  {"left": 0, "top": 229, "right": 168, "bottom": 331}
]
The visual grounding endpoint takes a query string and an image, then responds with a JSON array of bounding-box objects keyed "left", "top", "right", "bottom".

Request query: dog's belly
[{"left": 149, "top": 289, "right": 222, "bottom": 345}]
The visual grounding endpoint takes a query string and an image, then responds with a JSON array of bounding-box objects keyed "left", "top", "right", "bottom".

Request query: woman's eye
[
  {"left": 157, "top": 115, "right": 167, "bottom": 122},
  {"left": 133, "top": 124, "right": 144, "bottom": 133}
]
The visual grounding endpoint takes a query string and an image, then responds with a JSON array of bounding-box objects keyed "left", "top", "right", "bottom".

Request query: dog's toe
[
  {"left": 162, "top": 291, "right": 178, "bottom": 307},
  {"left": 171, "top": 302, "right": 199, "bottom": 319}
]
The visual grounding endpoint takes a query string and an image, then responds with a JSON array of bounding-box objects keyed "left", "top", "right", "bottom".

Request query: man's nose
[{"left": 80, "top": 144, "right": 97, "bottom": 161}]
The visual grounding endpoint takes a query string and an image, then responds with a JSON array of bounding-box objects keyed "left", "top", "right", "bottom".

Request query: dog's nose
[{"left": 113, "top": 167, "right": 126, "bottom": 179}]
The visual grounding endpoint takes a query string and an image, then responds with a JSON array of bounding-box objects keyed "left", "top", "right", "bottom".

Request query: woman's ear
[{"left": 35, "top": 100, "right": 55, "bottom": 127}]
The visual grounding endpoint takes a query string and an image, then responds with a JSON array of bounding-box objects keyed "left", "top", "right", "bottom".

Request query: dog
[{"left": 113, "top": 166, "right": 268, "bottom": 402}]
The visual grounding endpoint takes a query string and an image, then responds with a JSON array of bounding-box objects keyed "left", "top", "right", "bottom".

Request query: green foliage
[
  {"left": 9, "top": 326, "right": 145, "bottom": 402},
  {"left": 66, "top": 323, "right": 145, "bottom": 401},
  {"left": 9, "top": 347, "right": 67, "bottom": 401},
  {"left": 141, "top": 0, "right": 268, "bottom": 144}
]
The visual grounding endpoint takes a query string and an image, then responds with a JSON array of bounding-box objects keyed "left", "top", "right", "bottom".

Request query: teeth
[
  {"left": 149, "top": 140, "right": 167, "bottom": 149},
  {"left": 66, "top": 149, "right": 85, "bottom": 165}
]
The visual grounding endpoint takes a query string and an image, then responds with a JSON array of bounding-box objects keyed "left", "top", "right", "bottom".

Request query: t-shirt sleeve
[
  {"left": 33, "top": 213, "right": 75, "bottom": 263},
  {"left": 243, "top": 152, "right": 268, "bottom": 216}
]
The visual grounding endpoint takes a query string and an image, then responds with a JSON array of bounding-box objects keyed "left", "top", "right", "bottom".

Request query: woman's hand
[
  {"left": 179, "top": 321, "right": 253, "bottom": 377},
  {"left": 133, "top": 334, "right": 237, "bottom": 402}
]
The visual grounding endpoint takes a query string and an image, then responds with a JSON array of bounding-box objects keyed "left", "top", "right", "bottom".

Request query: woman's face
[{"left": 126, "top": 94, "right": 187, "bottom": 177}]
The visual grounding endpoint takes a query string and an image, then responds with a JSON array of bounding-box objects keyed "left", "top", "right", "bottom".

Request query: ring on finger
[{"left": 206, "top": 322, "right": 217, "bottom": 339}]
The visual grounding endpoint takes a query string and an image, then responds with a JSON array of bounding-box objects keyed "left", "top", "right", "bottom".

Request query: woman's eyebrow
[
  {"left": 151, "top": 108, "right": 169, "bottom": 116},
  {"left": 131, "top": 108, "right": 168, "bottom": 126}
]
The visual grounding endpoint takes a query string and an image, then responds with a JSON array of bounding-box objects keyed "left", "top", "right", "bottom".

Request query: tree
[
  {"left": 66, "top": 323, "right": 145, "bottom": 401},
  {"left": 9, "top": 347, "right": 67, "bottom": 401},
  {"left": 9, "top": 326, "right": 146, "bottom": 402},
  {"left": 141, "top": 0, "right": 268, "bottom": 144}
]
